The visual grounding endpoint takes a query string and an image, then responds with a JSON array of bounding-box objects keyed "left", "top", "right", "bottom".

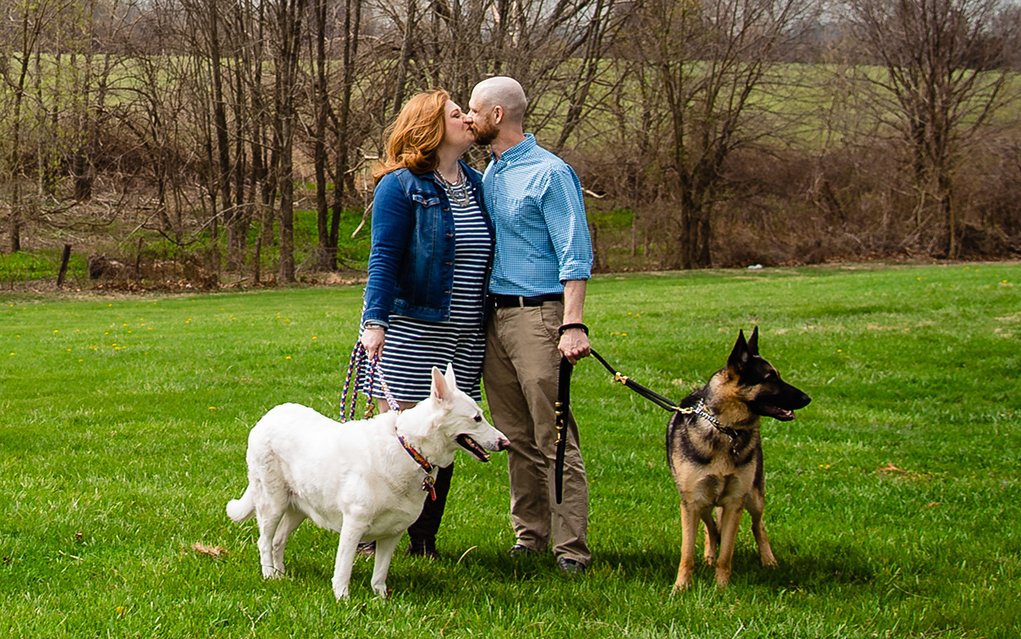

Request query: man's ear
[{"left": 493, "top": 105, "right": 504, "bottom": 124}]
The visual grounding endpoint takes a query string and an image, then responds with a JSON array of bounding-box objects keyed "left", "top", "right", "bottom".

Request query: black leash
[
  {"left": 590, "top": 347, "right": 740, "bottom": 442},
  {"left": 589, "top": 349, "right": 687, "bottom": 414},
  {"left": 554, "top": 338, "right": 735, "bottom": 504}
]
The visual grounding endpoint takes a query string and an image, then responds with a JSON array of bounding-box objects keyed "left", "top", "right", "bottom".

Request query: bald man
[{"left": 468, "top": 76, "right": 594, "bottom": 574}]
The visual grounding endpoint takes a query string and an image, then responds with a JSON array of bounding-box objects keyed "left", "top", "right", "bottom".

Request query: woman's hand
[{"left": 360, "top": 327, "right": 386, "bottom": 358}]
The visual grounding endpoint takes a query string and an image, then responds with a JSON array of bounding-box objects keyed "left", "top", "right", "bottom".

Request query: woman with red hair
[{"left": 358, "top": 90, "right": 493, "bottom": 558}]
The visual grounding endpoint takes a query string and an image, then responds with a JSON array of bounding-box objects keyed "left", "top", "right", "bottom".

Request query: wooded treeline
[{"left": 1, "top": 0, "right": 1020, "bottom": 280}]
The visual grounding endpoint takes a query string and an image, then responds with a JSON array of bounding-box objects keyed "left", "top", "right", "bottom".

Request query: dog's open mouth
[
  {"left": 756, "top": 404, "right": 796, "bottom": 421},
  {"left": 456, "top": 434, "right": 491, "bottom": 462}
]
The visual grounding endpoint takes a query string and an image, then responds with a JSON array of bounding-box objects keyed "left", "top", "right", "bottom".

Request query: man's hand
[
  {"left": 559, "top": 279, "right": 590, "bottom": 364},
  {"left": 558, "top": 328, "right": 590, "bottom": 365}
]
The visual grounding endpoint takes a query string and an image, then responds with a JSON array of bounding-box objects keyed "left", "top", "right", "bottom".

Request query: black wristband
[{"left": 558, "top": 323, "right": 589, "bottom": 336}]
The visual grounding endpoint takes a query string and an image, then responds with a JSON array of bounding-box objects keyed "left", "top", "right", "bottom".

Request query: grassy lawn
[{"left": 2, "top": 262, "right": 1019, "bottom": 638}]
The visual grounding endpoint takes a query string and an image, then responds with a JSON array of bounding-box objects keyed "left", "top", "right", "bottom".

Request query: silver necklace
[{"left": 435, "top": 166, "right": 472, "bottom": 207}]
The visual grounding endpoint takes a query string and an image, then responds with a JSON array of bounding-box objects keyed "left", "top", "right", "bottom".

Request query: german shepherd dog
[{"left": 667, "top": 327, "right": 810, "bottom": 590}]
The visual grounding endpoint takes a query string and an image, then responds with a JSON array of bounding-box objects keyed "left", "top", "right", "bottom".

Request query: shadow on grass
[{"left": 259, "top": 537, "right": 878, "bottom": 600}]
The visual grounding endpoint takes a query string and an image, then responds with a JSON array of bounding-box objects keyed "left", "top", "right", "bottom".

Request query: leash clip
[{"left": 423, "top": 475, "right": 437, "bottom": 501}]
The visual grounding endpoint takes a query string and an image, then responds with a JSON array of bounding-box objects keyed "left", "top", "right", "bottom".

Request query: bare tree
[
  {"left": 328, "top": 0, "right": 366, "bottom": 271},
  {"left": 844, "top": 0, "right": 1019, "bottom": 257},
  {"left": 271, "top": 0, "right": 309, "bottom": 283},
  {"left": 0, "top": 0, "right": 78, "bottom": 251},
  {"left": 619, "top": 0, "right": 817, "bottom": 269}
]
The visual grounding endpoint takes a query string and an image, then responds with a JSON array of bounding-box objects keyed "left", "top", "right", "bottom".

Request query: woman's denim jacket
[{"left": 361, "top": 161, "right": 494, "bottom": 329}]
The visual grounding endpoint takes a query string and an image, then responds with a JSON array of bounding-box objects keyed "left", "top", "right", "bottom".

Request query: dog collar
[
  {"left": 397, "top": 434, "right": 438, "bottom": 501},
  {"left": 694, "top": 399, "right": 743, "bottom": 452},
  {"left": 693, "top": 399, "right": 721, "bottom": 427}
]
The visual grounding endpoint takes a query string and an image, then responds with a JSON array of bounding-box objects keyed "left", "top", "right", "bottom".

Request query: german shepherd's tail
[{"left": 226, "top": 485, "right": 256, "bottom": 522}]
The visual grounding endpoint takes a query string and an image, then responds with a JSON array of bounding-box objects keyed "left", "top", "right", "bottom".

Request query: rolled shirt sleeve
[{"left": 540, "top": 164, "right": 592, "bottom": 284}]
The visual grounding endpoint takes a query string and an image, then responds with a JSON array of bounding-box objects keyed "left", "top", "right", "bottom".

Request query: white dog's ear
[
  {"left": 443, "top": 363, "right": 458, "bottom": 390},
  {"left": 431, "top": 366, "right": 451, "bottom": 402}
]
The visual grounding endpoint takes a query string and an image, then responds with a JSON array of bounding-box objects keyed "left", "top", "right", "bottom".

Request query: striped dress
[{"left": 362, "top": 190, "right": 492, "bottom": 402}]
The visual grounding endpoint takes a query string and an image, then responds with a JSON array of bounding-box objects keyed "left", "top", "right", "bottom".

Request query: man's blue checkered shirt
[{"left": 482, "top": 134, "right": 593, "bottom": 297}]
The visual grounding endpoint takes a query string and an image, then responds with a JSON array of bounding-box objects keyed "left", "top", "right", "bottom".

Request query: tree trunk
[
  {"left": 313, "top": 0, "right": 330, "bottom": 271},
  {"left": 274, "top": 0, "right": 307, "bottom": 284},
  {"left": 329, "top": 0, "right": 363, "bottom": 271},
  {"left": 390, "top": 0, "right": 417, "bottom": 120}
]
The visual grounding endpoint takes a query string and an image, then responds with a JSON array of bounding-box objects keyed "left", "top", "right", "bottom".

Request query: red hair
[{"left": 374, "top": 90, "right": 450, "bottom": 182}]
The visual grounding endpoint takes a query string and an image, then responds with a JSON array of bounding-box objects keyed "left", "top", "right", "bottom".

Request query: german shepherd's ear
[
  {"left": 747, "top": 326, "right": 759, "bottom": 357},
  {"left": 728, "top": 329, "right": 753, "bottom": 372}
]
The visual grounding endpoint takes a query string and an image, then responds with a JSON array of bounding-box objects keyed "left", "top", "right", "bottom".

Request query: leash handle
[
  {"left": 554, "top": 356, "right": 573, "bottom": 505},
  {"left": 339, "top": 342, "right": 401, "bottom": 422},
  {"left": 339, "top": 342, "right": 365, "bottom": 422}
]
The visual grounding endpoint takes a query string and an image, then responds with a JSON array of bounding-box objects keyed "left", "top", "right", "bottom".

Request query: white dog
[{"left": 226, "top": 364, "right": 509, "bottom": 599}]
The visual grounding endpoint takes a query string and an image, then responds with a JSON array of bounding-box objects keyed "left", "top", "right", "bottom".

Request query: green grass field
[{"left": 2, "top": 262, "right": 1019, "bottom": 638}]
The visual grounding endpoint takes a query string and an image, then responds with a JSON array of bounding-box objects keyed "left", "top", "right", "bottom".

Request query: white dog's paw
[
  {"left": 372, "top": 584, "right": 389, "bottom": 599},
  {"left": 333, "top": 582, "right": 350, "bottom": 600},
  {"left": 263, "top": 566, "right": 285, "bottom": 579}
]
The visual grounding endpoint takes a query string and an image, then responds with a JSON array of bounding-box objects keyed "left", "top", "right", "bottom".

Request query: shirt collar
[{"left": 493, "top": 133, "right": 536, "bottom": 164}]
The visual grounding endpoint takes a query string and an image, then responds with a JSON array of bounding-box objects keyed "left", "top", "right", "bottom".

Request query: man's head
[{"left": 468, "top": 77, "right": 527, "bottom": 146}]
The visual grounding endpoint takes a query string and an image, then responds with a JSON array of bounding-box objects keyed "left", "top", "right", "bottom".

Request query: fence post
[
  {"left": 254, "top": 237, "right": 262, "bottom": 284},
  {"left": 57, "top": 244, "right": 72, "bottom": 288}
]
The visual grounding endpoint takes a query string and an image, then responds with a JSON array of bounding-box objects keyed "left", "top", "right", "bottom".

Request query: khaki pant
[{"left": 483, "top": 301, "right": 590, "bottom": 565}]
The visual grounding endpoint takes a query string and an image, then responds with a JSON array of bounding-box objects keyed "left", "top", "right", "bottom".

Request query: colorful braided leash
[
  {"left": 338, "top": 341, "right": 432, "bottom": 497},
  {"left": 339, "top": 342, "right": 401, "bottom": 422}
]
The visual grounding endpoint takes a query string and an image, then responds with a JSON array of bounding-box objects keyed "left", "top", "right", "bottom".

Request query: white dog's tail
[{"left": 226, "top": 485, "right": 256, "bottom": 522}]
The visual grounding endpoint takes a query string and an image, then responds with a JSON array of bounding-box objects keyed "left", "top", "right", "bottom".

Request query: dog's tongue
[
  {"left": 456, "top": 434, "right": 491, "bottom": 461},
  {"left": 774, "top": 408, "right": 795, "bottom": 421},
  {"left": 760, "top": 405, "right": 795, "bottom": 421}
]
